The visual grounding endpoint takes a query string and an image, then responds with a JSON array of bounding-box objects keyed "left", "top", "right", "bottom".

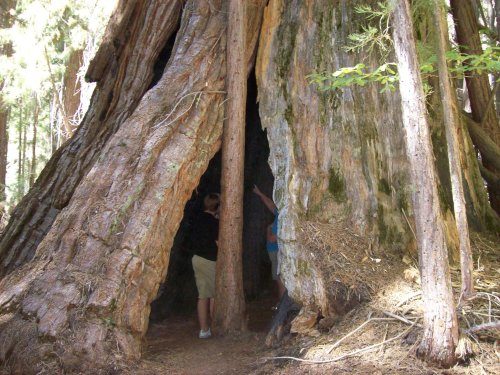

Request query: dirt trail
[{"left": 134, "top": 293, "right": 276, "bottom": 375}]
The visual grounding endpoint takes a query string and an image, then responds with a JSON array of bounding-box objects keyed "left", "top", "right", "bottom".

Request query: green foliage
[
  {"left": 344, "top": 2, "right": 393, "bottom": 58},
  {"left": 445, "top": 46, "right": 500, "bottom": 77},
  {"left": 308, "top": 63, "right": 399, "bottom": 93},
  {"left": 309, "top": 44, "right": 499, "bottom": 94}
]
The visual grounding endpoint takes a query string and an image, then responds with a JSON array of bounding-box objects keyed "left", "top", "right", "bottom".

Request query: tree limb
[
  {"left": 463, "top": 113, "right": 500, "bottom": 173},
  {"left": 465, "top": 321, "right": 500, "bottom": 334}
]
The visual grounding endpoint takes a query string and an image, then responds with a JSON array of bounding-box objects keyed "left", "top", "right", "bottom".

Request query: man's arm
[{"left": 253, "top": 185, "right": 276, "bottom": 213}]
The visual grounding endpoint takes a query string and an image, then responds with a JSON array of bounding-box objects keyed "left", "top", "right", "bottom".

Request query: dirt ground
[
  {"left": 125, "top": 232, "right": 499, "bottom": 375},
  {"left": 131, "top": 291, "right": 276, "bottom": 375}
]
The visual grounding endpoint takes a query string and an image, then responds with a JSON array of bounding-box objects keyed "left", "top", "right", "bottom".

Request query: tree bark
[
  {"left": 392, "top": 0, "right": 459, "bottom": 367},
  {"left": 450, "top": 0, "right": 500, "bottom": 214},
  {"left": 0, "top": 0, "right": 184, "bottom": 276},
  {"left": 0, "top": 1, "right": 266, "bottom": 373},
  {"left": 433, "top": 1, "right": 474, "bottom": 297},
  {"left": 215, "top": 0, "right": 247, "bottom": 334}
]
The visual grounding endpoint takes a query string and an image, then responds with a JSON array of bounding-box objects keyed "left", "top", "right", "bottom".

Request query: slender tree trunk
[
  {"left": 450, "top": 0, "right": 500, "bottom": 214},
  {"left": 495, "top": 0, "right": 500, "bottom": 119},
  {"left": 16, "top": 102, "right": 22, "bottom": 199},
  {"left": 0, "top": 88, "right": 7, "bottom": 204},
  {"left": 21, "top": 108, "right": 27, "bottom": 195},
  {"left": 29, "top": 95, "right": 39, "bottom": 188},
  {"left": 62, "top": 49, "right": 84, "bottom": 139},
  {"left": 215, "top": 0, "right": 247, "bottom": 333},
  {"left": 391, "top": 0, "right": 459, "bottom": 367},
  {"left": 433, "top": 1, "right": 474, "bottom": 298}
]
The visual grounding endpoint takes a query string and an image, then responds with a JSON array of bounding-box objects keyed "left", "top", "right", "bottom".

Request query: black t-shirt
[{"left": 190, "top": 211, "right": 219, "bottom": 261}]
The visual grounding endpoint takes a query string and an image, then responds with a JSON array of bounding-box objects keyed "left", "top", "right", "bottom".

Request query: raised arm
[{"left": 253, "top": 184, "right": 277, "bottom": 213}]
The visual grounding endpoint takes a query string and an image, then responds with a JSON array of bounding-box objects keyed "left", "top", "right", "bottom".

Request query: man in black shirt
[{"left": 191, "top": 193, "right": 220, "bottom": 338}]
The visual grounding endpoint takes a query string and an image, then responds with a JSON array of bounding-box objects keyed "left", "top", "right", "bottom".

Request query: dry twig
[{"left": 264, "top": 323, "right": 416, "bottom": 364}]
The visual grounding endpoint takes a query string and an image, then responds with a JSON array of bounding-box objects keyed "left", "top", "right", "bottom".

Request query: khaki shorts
[
  {"left": 192, "top": 255, "right": 216, "bottom": 298},
  {"left": 268, "top": 251, "right": 279, "bottom": 281}
]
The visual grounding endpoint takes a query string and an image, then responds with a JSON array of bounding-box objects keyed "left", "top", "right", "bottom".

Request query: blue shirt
[{"left": 266, "top": 209, "right": 279, "bottom": 253}]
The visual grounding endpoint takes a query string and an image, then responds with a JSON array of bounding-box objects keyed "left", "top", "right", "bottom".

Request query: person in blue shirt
[{"left": 253, "top": 185, "right": 286, "bottom": 306}]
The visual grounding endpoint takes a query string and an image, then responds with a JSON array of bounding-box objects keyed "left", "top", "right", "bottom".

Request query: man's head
[{"left": 204, "top": 193, "right": 220, "bottom": 212}]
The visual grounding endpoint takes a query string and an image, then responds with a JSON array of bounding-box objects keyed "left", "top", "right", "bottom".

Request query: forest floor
[{"left": 126, "top": 232, "right": 499, "bottom": 375}]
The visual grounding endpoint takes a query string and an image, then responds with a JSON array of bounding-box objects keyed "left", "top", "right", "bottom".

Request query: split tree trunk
[
  {"left": 215, "top": 0, "right": 247, "bottom": 333},
  {"left": 0, "top": 1, "right": 266, "bottom": 373},
  {"left": 433, "top": 1, "right": 474, "bottom": 298},
  {"left": 392, "top": 0, "right": 459, "bottom": 367}
]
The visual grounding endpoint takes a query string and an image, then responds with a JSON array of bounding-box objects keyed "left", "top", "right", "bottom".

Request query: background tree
[
  {"left": 450, "top": 0, "right": 500, "bottom": 214},
  {"left": 0, "top": 0, "right": 114, "bottom": 208},
  {"left": 0, "top": 0, "right": 16, "bottom": 210}
]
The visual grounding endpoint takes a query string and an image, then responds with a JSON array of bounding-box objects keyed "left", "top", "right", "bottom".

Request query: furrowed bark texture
[
  {"left": 0, "top": 1, "right": 266, "bottom": 373},
  {"left": 433, "top": 1, "right": 473, "bottom": 297},
  {"left": 392, "top": 0, "right": 458, "bottom": 367},
  {"left": 215, "top": 0, "right": 247, "bottom": 333},
  {"left": 0, "top": 0, "right": 183, "bottom": 276}
]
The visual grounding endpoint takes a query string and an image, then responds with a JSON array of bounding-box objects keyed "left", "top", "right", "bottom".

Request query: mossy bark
[{"left": 256, "top": 0, "right": 494, "bottom": 320}]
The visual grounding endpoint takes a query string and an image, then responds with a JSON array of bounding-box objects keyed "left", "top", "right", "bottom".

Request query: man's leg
[{"left": 197, "top": 298, "right": 210, "bottom": 331}]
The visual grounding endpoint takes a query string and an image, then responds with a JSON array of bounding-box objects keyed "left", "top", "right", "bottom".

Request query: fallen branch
[
  {"left": 465, "top": 321, "right": 500, "bottom": 334},
  {"left": 264, "top": 323, "right": 416, "bottom": 364},
  {"left": 325, "top": 317, "right": 394, "bottom": 354},
  {"left": 383, "top": 311, "right": 422, "bottom": 328}
]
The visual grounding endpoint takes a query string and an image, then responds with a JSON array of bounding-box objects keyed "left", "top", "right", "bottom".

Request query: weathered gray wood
[
  {"left": 392, "top": 0, "right": 458, "bottom": 367},
  {"left": 433, "top": 0, "right": 473, "bottom": 297}
]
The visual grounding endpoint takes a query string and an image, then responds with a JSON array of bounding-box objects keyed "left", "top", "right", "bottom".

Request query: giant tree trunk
[
  {"left": 392, "top": 0, "right": 458, "bottom": 367},
  {"left": 215, "top": 0, "right": 247, "bottom": 333},
  {"left": 255, "top": 0, "right": 493, "bottom": 322},
  {"left": 450, "top": 0, "right": 500, "bottom": 214},
  {"left": 0, "top": 1, "right": 265, "bottom": 373},
  {"left": 0, "top": 0, "right": 496, "bottom": 373}
]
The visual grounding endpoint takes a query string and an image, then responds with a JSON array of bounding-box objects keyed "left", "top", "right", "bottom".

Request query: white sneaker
[{"left": 199, "top": 328, "right": 211, "bottom": 339}]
